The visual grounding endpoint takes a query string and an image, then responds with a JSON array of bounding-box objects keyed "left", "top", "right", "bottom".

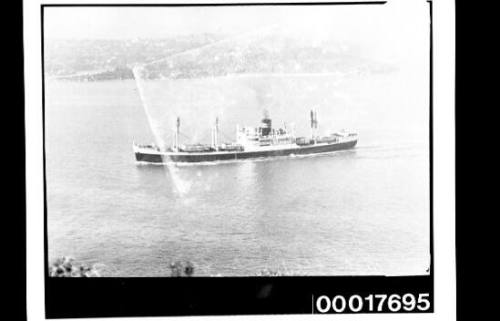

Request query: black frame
[{"left": 42, "top": 1, "right": 434, "bottom": 318}]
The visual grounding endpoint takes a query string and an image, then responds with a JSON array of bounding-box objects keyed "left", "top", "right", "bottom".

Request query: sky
[{"left": 44, "top": 1, "right": 429, "bottom": 66}]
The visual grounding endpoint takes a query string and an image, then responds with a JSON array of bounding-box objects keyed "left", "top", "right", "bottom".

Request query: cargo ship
[{"left": 133, "top": 110, "right": 357, "bottom": 164}]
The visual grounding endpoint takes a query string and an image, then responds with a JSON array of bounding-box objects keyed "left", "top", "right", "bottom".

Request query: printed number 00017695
[{"left": 315, "top": 293, "right": 431, "bottom": 313}]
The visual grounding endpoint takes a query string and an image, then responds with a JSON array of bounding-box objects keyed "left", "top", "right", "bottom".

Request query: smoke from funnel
[{"left": 247, "top": 78, "right": 274, "bottom": 112}]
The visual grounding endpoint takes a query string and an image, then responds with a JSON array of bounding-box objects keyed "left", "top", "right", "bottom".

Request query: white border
[{"left": 24, "top": 0, "right": 456, "bottom": 320}]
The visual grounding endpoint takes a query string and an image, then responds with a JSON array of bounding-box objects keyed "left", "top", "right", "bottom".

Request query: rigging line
[
  {"left": 178, "top": 132, "right": 191, "bottom": 139},
  {"left": 178, "top": 128, "right": 212, "bottom": 141},
  {"left": 219, "top": 131, "right": 234, "bottom": 142}
]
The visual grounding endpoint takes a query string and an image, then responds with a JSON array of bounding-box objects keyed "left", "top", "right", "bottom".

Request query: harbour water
[{"left": 45, "top": 72, "right": 430, "bottom": 276}]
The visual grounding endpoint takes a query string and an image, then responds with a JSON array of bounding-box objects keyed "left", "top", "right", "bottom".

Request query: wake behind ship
[{"left": 133, "top": 110, "right": 358, "bottom": 164}]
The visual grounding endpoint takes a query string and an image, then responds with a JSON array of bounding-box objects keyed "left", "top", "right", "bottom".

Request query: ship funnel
[{"left": 261, "top": 109, "right": 272, "bottom": 136}]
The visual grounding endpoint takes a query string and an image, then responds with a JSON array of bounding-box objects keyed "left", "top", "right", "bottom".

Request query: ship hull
[{"left": 135, "top": 139, "right": 357, "bottom": 164}]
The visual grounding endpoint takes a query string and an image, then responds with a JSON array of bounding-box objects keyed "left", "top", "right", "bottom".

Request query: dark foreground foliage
[
  {"left": 169, "top": 261, "right": 195, "bottom": 277},
  {"left": 50, "top": 257, "right": 295, "bottom": 277},
  {"left": 257, "top": 268, "right": 302, "bottom": 276},
  {"left": 49, "top": 257, "right": 100, "bottom": 277}
]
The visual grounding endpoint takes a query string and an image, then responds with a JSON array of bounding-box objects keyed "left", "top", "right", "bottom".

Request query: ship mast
[
  {"left": 173, "top": 116, "right": 180, "bottom": 151},
  {"left": 310, "top": 109, "right": 318, "bottom": 143},
  {"left": 315, "top": 109, "right": 319, "bottom": 137},
  {"left": 212, "top": 117, "right": 219, "bottom": 151}
]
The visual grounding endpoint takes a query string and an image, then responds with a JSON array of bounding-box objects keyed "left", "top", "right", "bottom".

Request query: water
[{"left": 45, "top": 72, "right": 430, "bottom": 276}]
